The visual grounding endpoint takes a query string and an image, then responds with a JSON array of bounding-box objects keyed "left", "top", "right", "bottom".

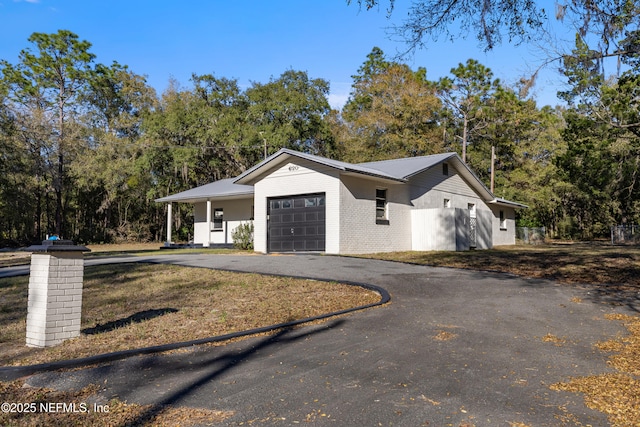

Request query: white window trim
[
  {"left": 376, "top": 188, "right": 389, "bottom": 224},
  {"left": 213, "top": 208, "right": 224, "bottom": 230},
  {"left": 499, "top": 210, "right": 507, "bottom": 230}
]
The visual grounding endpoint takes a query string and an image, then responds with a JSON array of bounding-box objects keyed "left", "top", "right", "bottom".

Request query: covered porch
[{"left": 155, "top": 178, "right": 254, "bottom": 247}]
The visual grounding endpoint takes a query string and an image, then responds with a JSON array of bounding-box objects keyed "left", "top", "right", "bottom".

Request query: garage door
[{"left": 268, "top": 193, "right": 325, "bottom": 252}]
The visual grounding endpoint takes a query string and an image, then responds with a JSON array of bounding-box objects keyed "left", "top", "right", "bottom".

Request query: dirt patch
[{"left": 433, "top": 330, "right": 457, "bottom": 341}]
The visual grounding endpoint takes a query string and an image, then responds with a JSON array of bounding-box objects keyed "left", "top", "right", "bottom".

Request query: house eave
[
  {"left": 155, "top": 192, "right": 254, "bottom": 204},
  {"left": 234, "top": 148, "right": 405, "bottom": 185},
  {"left": 489, "top": 198, "right": 529, "bottom": 209},
  {"left": 341, "top": 170, "right": 406, "bottom": 184}
]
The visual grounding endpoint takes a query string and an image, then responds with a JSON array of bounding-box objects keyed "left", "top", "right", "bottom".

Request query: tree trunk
[
  {"left": 462, "top": 115, "right": 468, "bottom": 163},
  {"left": 55, "top": 88, "right": 65, "bottom": 237}
]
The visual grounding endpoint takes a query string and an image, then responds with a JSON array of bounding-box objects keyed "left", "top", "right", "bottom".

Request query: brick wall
[
  {"left": 339, "top": 175, "right": 412, "bottom": 254},
  {"left": 26, "top": 253, "right": 84, "bottom": 347},
  {"left": 490, "top": 205, "right": 517, "bottom": 246}
]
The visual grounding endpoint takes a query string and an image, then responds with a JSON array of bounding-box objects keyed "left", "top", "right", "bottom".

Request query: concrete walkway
[{"left": 2, "top": 254, "right": 629, "bottom": 426}]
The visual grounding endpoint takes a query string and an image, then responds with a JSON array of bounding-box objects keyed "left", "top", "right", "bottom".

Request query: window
[
  {"left": 499, "top": 210, "right": 507, "bottom": 230},
  {"left": 376, "top": 189, "right": 388, "bottom": 224},
  {"left": 468, "top": 203, "right": 476, "bottom": 218},
  {"left": 213, "top": 208, "right": 223, "bottom": 230},
  {"left": 443, "top": 163, "right": 449, "bottom": 175},
  {"left": 444, "top": 198, "right": 451, "bottom": 208}
]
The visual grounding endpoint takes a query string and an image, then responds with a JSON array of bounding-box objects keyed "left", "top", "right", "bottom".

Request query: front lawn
[{"left": 0, "top": 263, "right": 380, "bottom": 367}]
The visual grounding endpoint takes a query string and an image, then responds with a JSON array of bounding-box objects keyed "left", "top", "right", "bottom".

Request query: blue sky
[{"left": 0, "top": 0, "right": 568, "bottom": 109}]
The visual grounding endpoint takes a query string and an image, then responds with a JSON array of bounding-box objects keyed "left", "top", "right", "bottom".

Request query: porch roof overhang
[
  {"left": 488, "top": 198, "right": 529, "bottom": 209},
  {"left": 155, "top": 178, "right": 254, "bottom": 204}
]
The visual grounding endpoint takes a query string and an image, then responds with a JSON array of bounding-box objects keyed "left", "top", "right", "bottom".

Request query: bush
[{"left": 232, "top": 222, "right": 254, "bottom": 250}]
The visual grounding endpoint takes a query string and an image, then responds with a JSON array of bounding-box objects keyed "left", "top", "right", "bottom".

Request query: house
[{"left": 155, "top": 148, "right": 526, "bottom": 253}]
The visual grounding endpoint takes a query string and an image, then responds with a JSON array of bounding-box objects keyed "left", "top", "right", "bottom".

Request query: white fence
[
  {"left": 516, "top": 227, "right": 546, "bottom": 244},
  {"left": 611, "top": 225, "right": 640, "bottom": 245}
]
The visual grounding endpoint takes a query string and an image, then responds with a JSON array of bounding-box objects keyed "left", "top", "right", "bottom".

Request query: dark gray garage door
[{"left": 267, "top": 193, "right": 325, "bottom": 252}]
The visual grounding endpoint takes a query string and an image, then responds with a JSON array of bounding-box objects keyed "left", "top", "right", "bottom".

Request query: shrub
[{"left": 232, "top": 222, "right": 254, "bottom": 250}]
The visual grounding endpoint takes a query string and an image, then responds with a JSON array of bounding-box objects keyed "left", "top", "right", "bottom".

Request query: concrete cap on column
[{"left": 23, "top": 240, "right": 91, "bottom": 253}]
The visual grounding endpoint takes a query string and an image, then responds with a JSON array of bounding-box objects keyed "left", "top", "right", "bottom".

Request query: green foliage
[
  {"left": 338, "top": 48, "right": 443, "bottom": 161},
  {"left": 551, "top": 27, "right": 640, "bottom": 238},
  {"left": 231, "top": 222, "right": 254, "bottom": 250},
  {"left": 437, "top": 59, "right": 500, "bottom": 163},
  {"left": 5, "top": 24, "right": 640, "bottom": 245},
  {"left": 246, "top": 69, "right": 335, "bottom": 157},
  {"left": 1, "top": 29, "right": 96, "bottom": 237},
  {"left": 558, "top": 35, "right": 604, "bottom": 106},
  {"left": 555, "top": 106, "right": 640, "bottom": 237}
]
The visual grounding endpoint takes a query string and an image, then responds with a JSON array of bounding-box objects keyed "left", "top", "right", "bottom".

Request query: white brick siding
[
  {"left": 490, "top": 205, "right": 517, "bottom": 246},
  {"left": 408, "top": 165, "right": 491, "bottom": 212},
  {"left": 253, "top": 159, "right": 341, "bottom": 253},
  {"left": 250, "top": 158, "right": 515, "bottom": 253},
  {"left": 407, "top": 164, "right": 503, "bottom": 250},
  {"left": 339, "top": 175, "right": 411, "bottom": 254},
  {"left": 26, "top": 253, "right": 84, "bottom": 347}
]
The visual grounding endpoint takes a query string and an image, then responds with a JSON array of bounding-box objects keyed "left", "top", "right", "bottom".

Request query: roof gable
[{"left": 234, "top": 148, "right": 405, "bottom": 184}]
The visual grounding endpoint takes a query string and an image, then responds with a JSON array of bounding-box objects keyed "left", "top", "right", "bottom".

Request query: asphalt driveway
[{"left": 3, "top": 254, "right": 630, "bottom": 426}]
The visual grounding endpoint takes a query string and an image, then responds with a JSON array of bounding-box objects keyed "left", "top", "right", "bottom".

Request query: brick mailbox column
[{"left": 24, "top": 240, "right": 90, "bottom": 348}]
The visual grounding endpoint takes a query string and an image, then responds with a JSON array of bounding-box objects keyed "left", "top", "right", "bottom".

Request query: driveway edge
[{"left": 0, "top": 265, "right": 390, "bottom": 381}]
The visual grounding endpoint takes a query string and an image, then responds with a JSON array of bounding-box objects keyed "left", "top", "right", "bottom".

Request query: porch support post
[
  {"left": 205, "top": 199, "right": 211, "bottom": 247},
  {"left": 166, "top": 203, "right": 173, "bottom": 246}
]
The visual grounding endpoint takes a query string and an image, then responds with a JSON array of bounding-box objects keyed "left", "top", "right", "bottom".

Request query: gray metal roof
[
  {"left": 357, "top": 152, "right": 458, "bottom": 179},
  {"left": 359, "top": 152, "right": 503, "bottom": 204},
  {"left": 156, "top": 149, "right": 526, "bottom": 209},
  {"left": 234, "top": 148, "right": 406, "bottom": 184},
  {"left": 490, "top": 197, "right": 529, "bottom": 209},
  {"left": 155, "top": 178, "right": 254, "bottom": 203}
]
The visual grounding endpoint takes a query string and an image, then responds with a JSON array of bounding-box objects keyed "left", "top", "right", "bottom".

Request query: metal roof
[
  {"left": 156, "top": 149, "right": 526, "bottom": 209},
  {"left": 155, "top": 178, "right": 254, "bottom": 203},
  {"left": 359, "top": 152, "right": 506, "bottom": 204},
  {"left": 490, "top": 197, "right": 529, "bottom": 209},
  {"left": 234, "top": 148, "right": 406, "bottom": 184},
  {"left": 357, "top": 152, "right": 458, "bottom": 179}
]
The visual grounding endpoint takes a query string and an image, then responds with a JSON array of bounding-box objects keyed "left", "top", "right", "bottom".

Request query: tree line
[{"left": 1, "top": 27, "right": 638, "bottom": 245}]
